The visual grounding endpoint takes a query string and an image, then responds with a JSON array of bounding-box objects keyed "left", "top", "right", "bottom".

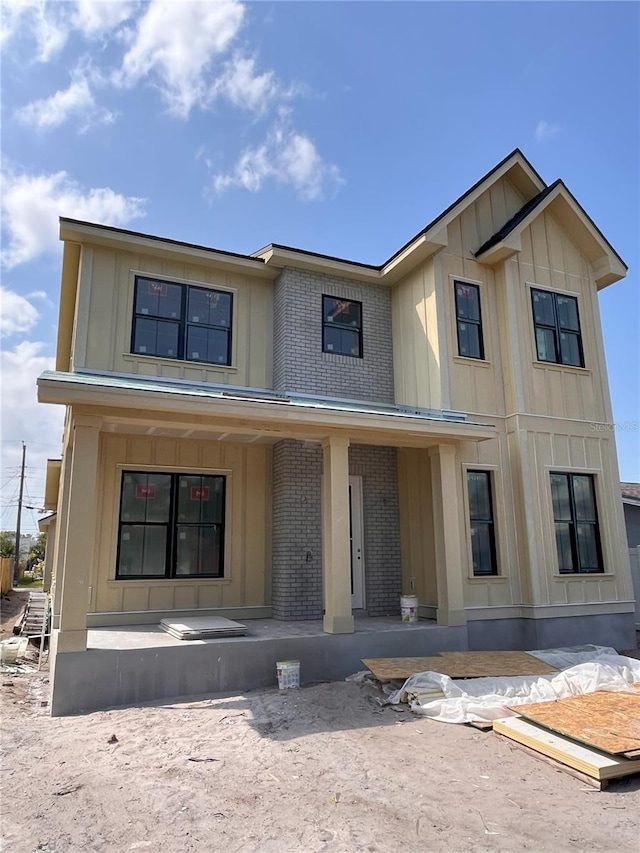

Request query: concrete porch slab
[{"left": 50, "top": 617, "right": 467, "bottom": 716}]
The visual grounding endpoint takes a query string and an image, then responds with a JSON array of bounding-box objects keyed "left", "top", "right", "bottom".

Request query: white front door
[{"left": 349, "top": 476, "right": 365, "bottom": 609}]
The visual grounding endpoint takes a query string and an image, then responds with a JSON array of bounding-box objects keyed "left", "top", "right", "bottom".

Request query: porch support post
[
  {"left": 429, "top": 444, "right": 467, "bottom": 627},
  {"left": 56, "top": 415, "right": 101, "bottom": 652},
  {"left": 321, "top": 436, "right": 354, "bottom": 634},
  {"left": 50, "top": 439, "right": 73, "bottom": 628}
]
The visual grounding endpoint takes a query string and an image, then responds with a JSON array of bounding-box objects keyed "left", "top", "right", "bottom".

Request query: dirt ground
[{"left": 1, "top": 591, "right": 639, "bottom": 853}]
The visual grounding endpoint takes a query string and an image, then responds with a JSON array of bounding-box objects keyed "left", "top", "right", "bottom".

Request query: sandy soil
[{"left": 1, "top": 665, "right": 640, "bottom": 853}]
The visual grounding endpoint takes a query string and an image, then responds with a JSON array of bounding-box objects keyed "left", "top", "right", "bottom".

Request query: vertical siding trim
[{"left": 72, "top": 246, "right": 93, "bottom": 369}]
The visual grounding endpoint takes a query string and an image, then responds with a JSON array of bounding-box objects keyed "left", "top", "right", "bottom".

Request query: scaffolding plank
[
  {"left": 494, "top": 717, "right": 640, "bottom": 782},
  {"left": 517, "top": 691, "right": 640, "bottom": 756}
]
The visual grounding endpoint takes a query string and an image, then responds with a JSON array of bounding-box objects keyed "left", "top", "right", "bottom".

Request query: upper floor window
[
  {"left": 322, "top": 296, "right": 363, "bottom": 358},
  {"left": 116, "top": 471, "right": 226, "bottom": 579},
  {"left": 132, "top": 276, "right": 232, "bottom": 366},
  {"left": 531, "top": 288, "right": 583, "bottom": 367},
  {"left": 550, "top": 473, "right": 602, "bottom": 574},
  {"left": 466, "top": 470, "right": 497, "bottom": 575},
  {"left": 454, "top": 281, "right": 485, "bottom": 360}
]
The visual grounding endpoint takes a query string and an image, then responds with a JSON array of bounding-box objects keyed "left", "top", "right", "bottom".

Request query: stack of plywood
[
  {"left": 160, "top": 616, "right": 247, "bottom": 640},
  {"left": 362, "top": 650, "right": 557, "bottom": 682},
  {"left": 494, "top": 688, "right": 640, "bottom": 787}
]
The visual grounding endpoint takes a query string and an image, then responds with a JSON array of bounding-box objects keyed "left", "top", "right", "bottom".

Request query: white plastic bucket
[
  {"left": 276, "top": 660, "right": 300, "bottom": 690},
  {"left": 400, "top": 594, "right": 419, "bottom": 623},
  {"left": 0, "top": 637, "right": 28, "bottom": 664}
]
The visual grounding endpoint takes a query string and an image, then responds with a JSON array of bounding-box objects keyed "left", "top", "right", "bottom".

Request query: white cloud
[
  {"left": 0, "top": 288, "right": 40, "bottom": 337},
  {"left": 535, "top": 120, "right": 562, "bottom": 142},
  {"left": 213, "top": 116, "right": 342, "bottom": 200},
  {"left": 0, "top": 341, "right": 65, "bottom": 529},
  {"left": 115, "top": 0, "right": 245, "bottom": 117},
  {"left": 1, "top": 167, "right": 146, "bottom": 268},
  {"left": 0, "top": 0, "right": 67, "bottom": 62},
  {"left": 15, "top": 69, "right": 115, "bottom": 131},
  {"left": 73, "top": 0, "right": 136, "bottom": 38},
  {"left": 212, "top": 54, "right": 280, "bottom": 113}
]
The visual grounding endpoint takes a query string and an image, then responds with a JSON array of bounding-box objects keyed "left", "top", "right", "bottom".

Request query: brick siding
[
  {"left": 271, "top": 440, "right": 402, "bottom": 620},
  {"left": 273, "top": 268, "right": 395, "bottom": 403}
]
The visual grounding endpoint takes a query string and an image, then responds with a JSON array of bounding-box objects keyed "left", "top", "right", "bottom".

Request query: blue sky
[{"left": 1, "top": 0, "right": 638, "bottom": 533}]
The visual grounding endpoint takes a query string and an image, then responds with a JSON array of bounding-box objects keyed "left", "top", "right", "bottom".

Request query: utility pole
[{"left": 12, "top": 442, "right": 26, "bottom": 586}]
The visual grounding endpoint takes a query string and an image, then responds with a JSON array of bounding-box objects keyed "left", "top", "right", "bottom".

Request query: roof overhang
[
  {"left": 59, "top": 219, "right": 276, "bottom": 279},
  {"left": 44, "top": 458, "right": 62, "bottom": 511},
  {"left": 252, "top": 151, "right": 547, "bottom": 285},
  {"left": 253, "top": 244, "right": 382, "bottom": 283},
  {"left": 37, "top": 371, "right": 496, "bottom": 448},
  {"left": 474, "top": 183, "right": 627, "bottom": 288},
  {"left": 38, "top": 512, "right": 57, "bottom": 532}
]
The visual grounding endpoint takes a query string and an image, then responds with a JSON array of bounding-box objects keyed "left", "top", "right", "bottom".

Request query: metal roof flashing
[{"left": 38, "top": 369, "right": 490, "bottom": 430}]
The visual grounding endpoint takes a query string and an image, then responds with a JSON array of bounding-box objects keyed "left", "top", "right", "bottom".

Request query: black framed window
[
  {"left": 467, "top": 470, "right": 497, "bottom": 576},
  {"left": 531, "top": 288, "right": 583, "bottom": 367},
  {"left": 322, "top": 296, "right": 363, "bottom": 357},
  {"left": 550, "top": 473, "right": 602, "bottom": 574},
  {"left": 116, "top": 471, "right": 225, "bottom": 579},
  {"left": 454, "top": 281, "right": 485, "bottom": 359},
  {"left": 132, "top": 277, "right": 232, "bottom": 365}
]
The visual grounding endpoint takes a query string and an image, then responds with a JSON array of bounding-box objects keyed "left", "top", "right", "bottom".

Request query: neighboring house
[
  {"left": 621, "top": 483, "right": 640, "bottom": 629},
  {"left": 39, "top": 149, "right": 636, "bottom": 711},
  {"left": 621, "top": 483, "right": 640, "bottom": 547}
]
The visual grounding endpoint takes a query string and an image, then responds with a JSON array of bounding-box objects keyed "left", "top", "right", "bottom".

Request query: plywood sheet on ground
[
  {"left": 362, "top": 657, "right": 446, "bottom": 682},
  {"left": 518, "top": 691, "right": 640, "bottom": 756},
  {"left": 362, "top": 651, "right": 556, "bottom": 682},
  {"left": 494, "top": 717, "right": 640, "bottom": 782},
  {"left": 437, "top": 651, "right": 558, "bottom": 677}
]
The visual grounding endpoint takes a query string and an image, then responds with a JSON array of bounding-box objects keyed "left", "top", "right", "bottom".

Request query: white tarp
[{"left": 386, "top": 647, "right": 640, "bottom": 724}]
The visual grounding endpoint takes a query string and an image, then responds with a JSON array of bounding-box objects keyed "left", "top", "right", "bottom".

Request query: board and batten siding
[
  {"left": 73, "top": 245, "right": 274, "bottom": 389},
  {"left": 392, "top": 176, "right": 525, "bottom": 414},
  {"left": 90, "top": 433, "right": 272, "bottom": 616},
  {"left": 391, "top": 259, "right": 444, "bottom": 410},
  {"left": 516, "top": 426, "right": 632, "bottom": 607},
  {"left": 507, "top": 210, "right": 608, "bottom": 422}
]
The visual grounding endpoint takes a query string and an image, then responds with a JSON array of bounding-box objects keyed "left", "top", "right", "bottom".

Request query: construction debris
[
  {"left": 494, "top": 716, "right": 640, "bottom": 786},
  {"left": 516, "top": 689, "right": 640, "bottom": 757}
]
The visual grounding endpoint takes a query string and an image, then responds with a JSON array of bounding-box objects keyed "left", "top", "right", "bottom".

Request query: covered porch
[{"left": 39, "top": 370, "right": 496, "bottom": 712}]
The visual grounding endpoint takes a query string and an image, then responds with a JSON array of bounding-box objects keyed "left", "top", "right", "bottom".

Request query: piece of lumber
[
  {"left": 468, "top": 720, "right": 494, "bottom": 731},
  {"left": 498, "top": 732, "right": 605, "bottom": 789},
  {"left": 493, "top": 717, "right": 640, "bottom": 782},
  {"left": 517, "top": 691, "right": 640, "bottom": 756}
]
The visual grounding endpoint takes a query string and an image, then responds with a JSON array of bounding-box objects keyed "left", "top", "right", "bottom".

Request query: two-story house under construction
[{"left": 39, "top": 150, "right": 635, "bottom": 715}]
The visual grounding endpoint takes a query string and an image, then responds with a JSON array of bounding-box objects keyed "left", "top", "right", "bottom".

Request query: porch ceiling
[{"left": 103, "top": 420, "right": 278, "bottom": 444}]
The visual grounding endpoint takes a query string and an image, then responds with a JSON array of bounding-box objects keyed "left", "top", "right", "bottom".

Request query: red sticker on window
[
  {"left": 136, "top": 484, "right": 156, "bottom": 499},
  {"left": 333, "top": 300, "right": 350, "bottom": 315},
  {"left": 190, "top": 486, "right": 210, "bottom": 501},
  {"left": 148, "top": 282, "right": 167, "bottom": 297}
]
